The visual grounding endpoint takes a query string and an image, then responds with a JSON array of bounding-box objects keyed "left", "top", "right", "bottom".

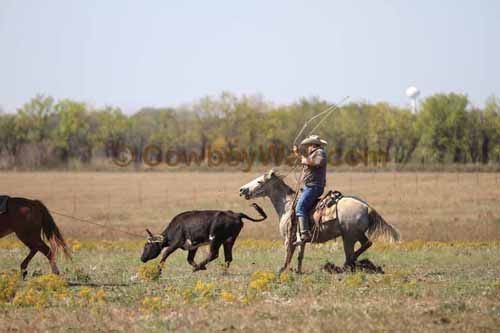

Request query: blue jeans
[{"left": 296, "top": 185, "right": 324, "bottom": 218}]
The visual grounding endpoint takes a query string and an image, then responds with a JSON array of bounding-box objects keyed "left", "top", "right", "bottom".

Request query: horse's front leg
[
  {"left": 296, "top": 244, "right": 306, "bottom": 274},
  {"left": 279, "top": 236, "right": 296, "bottom": 273}
]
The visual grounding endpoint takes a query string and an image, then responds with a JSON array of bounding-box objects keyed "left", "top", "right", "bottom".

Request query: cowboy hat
[{"left": 300, "top": 135, "right": 328, "bottom": 146}]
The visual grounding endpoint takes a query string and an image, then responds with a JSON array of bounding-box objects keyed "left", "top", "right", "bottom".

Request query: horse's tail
[
  {"left": 367, "top": 207, "right": 400, "bottom": 243},
  {"left": 240, "top": 203, "right": 267, "bottom": 222},
  {"left": 34, "top": 200, "right": 72, "bottom": 259}
]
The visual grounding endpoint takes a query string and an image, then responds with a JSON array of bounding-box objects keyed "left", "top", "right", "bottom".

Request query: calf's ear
[{"left": 146, "top": 229, "right": 154, "bottom": 237}]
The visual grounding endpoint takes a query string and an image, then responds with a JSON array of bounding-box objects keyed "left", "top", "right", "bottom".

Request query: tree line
[{"left": 0, "top": 92, "right": 499, "bottom": 170}]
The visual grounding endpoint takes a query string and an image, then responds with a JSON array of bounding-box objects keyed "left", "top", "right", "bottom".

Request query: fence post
[
  {"left": 138, "top": 182, "right": 143, "bottom": 208},
  {"left": 415, "top": 172, "right": 418, "bottom": 193},
  {"left": 107, "top": 192, "right": 111, "bottom": 224}
]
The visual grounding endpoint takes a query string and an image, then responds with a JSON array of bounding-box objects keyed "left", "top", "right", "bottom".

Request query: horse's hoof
[
  {"left": 344, "top": 262, "right": 356, "bottom": 272},
  {"left": 193, "top": 265, "right": 207, "bottom": 272},
  {"left": 21, "top": 270, "right": 28, "bottom": 280}
]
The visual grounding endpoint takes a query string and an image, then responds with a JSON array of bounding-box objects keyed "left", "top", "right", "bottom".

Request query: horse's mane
[{"left": 272, "top": 171, "right": 295, "bottom": 195}]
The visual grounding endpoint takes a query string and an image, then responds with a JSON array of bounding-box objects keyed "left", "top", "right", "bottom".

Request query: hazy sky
[{"left": 0, "top": 0, "right": 499, "bottom": 113}]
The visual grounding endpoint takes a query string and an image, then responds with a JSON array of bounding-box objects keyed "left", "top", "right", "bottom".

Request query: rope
[
  {"left": 293, "top": 96, "right": 350, "bottom": 146},
  {"left": 51, "top": 210, "right": 145, "bottom": 239},
  {"left": 287, "top": 96, "right": 350, "bottom": 185},
  {"left": 308, "top": 96, "right": 349, "bottom": 134}
]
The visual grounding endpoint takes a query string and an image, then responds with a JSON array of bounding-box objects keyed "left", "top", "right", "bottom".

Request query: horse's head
[
  {"left": 239, "top": 169, "right": 279, "bottom": 200},
  {"left": 140, "top": 229, "right": 164, "bottom": 263}
]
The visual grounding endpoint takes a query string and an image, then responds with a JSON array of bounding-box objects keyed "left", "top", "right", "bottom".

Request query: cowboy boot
[{"left": 294, "top": 216, "right": 312, "bottom": 245}]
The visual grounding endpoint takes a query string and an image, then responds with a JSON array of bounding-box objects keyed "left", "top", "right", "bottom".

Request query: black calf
[{"left": 141, "top": 203, "right": 267, "bottom": 271}]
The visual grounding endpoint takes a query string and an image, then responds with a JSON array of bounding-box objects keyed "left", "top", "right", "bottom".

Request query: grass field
[
  {"left": 1, "top": 172, "right": 499, "bottom": 332},
  {"left": 0, "top": 240, "right": 499, "bottom": 331}
]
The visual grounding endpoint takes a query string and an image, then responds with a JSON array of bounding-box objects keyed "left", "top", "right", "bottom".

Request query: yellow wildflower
[
  {"left": 141, "top": 296, "right": 163, "bottom": 313},
  {"left": 220, "top": 290, "right": 236, "bottom": 302},
  {"left": 194, "top": 280, "right": 215, "bottom": 297},
  {"left": 249, "top": 271, "right": 276, "bottom": 291},
  {"left": 279, "top": 272, "right": 291, "bottom": 284},
  {"left": 0, "top": 271, "right": 20, "bottom": 303},
  {"left": 91, "top": 289, "right": 107, "bottom": 304},
  {"left": 137, "top": 262, "right": 162, "bottom": 281},
  {"left": 78, "top": 287, "right": 92, "bottom": 301}
]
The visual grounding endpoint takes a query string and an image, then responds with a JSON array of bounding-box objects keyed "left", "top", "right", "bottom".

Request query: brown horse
[{"left": 0, "top": 197, "right": 71, "bottom": 279}]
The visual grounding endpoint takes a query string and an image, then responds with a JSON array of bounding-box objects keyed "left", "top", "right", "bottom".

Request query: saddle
[
  {"left": 0, "top": 196, "right": 10, "bottom": 214},
  {"left": 311, "top": 190, "right": 343, "bottom": 225}
]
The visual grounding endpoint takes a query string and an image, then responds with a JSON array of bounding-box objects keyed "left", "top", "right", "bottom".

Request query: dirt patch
[
  {"left": 355, "top": 259, "right": 385, "bottom": 274},
  {"left": 323, "top": 259, "right": 384, "bottom": 274},
  {"left": 322, "top": 262, "right": 345, "bottom": 274}
]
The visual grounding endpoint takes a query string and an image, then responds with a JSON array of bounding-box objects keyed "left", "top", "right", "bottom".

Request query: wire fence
[{"left": 2, "top": 171, "right": 499, "bottom": 240}]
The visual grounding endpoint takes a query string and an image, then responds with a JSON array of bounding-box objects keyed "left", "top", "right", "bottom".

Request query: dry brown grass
[{"left": 1, "top": 171, "right": 499, "bottom": 241}]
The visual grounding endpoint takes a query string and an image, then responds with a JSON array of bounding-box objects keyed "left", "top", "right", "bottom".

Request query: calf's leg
[
  {"left": 223, "top": 227, "right": 241, "bottom": 269},
  {"left": 159, "top": 244, "right": 180, "bottom": 266},
  {"left": 223, "top": 241, "right": 235, "bottom": 269},
  {"left": 194, "top": 240, "right": 223, "bottom": 272},
  {"left": 187, "top": 249, "right": 200, "bottom": 268}
]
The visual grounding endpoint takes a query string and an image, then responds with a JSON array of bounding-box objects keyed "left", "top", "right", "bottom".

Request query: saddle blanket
[
  {"left": 0, "top": 196, "right": 9, "bottom": 214},
  {"left": 312, "top": 190, "right": 343, "bottom": 224}
]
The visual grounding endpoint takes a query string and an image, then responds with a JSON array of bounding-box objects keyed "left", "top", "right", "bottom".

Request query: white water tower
[{"left": 406, "top": 86, "right": 420, "bottom": 113}]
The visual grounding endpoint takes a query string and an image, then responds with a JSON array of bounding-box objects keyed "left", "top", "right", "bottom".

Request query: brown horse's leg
[
  {"left": 353, "top": 233, "right": 372, "bottom": 261},
  {"left": 15, "top": 231, "right": 40, "bottom": 278},
  {"left": 20, "top": 249, "right": 37, "bottom": 280},
  {"left": 16, "top": 231, "right": 60, "bottom": 276},
  {"left": 37, "top": 240, "right": 60, "bottom": 275},
  {"left": 279, "top": 237, "right": 296, "bottom": 273}
]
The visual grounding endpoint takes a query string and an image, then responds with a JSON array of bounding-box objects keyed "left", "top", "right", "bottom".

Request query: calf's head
[{"left": 141, "top": 229, "right": 164, "bottom": 263}]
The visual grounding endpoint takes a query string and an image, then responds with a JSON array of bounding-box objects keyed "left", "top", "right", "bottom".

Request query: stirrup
[{"left": 293, "top": 231, "right": 311, "bottom": 246}]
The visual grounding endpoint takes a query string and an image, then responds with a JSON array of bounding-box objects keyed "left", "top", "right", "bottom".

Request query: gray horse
[{"left": 239, "top": 170, "right": 400, "bottom": 273}]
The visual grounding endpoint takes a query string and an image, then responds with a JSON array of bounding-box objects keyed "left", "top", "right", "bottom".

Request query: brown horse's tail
[
  {"left": 34, "top": 200, "right": 72, "bottom": 259},
  {"left": 367, "top": 207, "right": 401, "bottom": 243}
]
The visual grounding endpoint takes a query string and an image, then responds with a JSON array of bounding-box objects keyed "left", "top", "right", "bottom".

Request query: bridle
[{"left": 246, "top": 173, "right": 295, "bottom": 201}]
